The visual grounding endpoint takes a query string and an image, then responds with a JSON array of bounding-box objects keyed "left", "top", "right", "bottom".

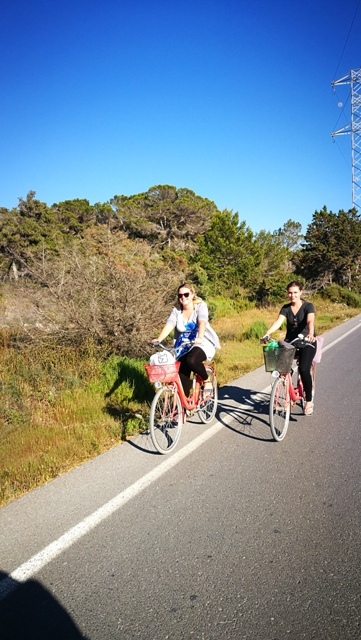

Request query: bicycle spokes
[
  {"left": 269, "top": 377, "right": 291, "bottom": 442},
  {"left": 149, "top": 387, "right": 183, "bottom": 454},
  {"left": 198, "top": 367, "right": 218, "bottom": 424}
]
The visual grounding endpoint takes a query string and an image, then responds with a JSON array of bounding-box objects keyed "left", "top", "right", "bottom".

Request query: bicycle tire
[
  {"left": 149, "top": 386, "right": 183, "bottom": 454},
  {"left": 198, "top": 366, "right": 218, "bottom": 424},
  {"left": 269, "top": 376, "right": 290, "bottom": 442}
]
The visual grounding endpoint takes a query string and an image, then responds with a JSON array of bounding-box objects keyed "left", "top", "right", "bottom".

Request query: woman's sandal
[
  {"left": 203, "top": 380, "right": 213, "bottom": 399},
  {"left": 304, "top": 403, "right": 314, "bottom": 416}
]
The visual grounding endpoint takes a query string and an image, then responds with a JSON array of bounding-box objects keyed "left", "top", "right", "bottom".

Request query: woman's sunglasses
[{"left": 178, "top": 292, "right": 190, "bottom": 299}]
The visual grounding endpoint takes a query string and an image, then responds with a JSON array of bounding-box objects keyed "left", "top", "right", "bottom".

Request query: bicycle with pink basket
[{"left": 145, "top": 341, "right": 218, "bottom": 454}]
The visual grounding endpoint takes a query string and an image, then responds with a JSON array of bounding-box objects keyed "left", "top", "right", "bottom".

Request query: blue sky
[{"left": 1, "top": 0, "right": 360, "bottom": 233}]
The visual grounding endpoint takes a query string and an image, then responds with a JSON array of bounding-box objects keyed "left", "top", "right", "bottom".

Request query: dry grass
[
  {"left": 211, "top": 300, "right": 360, "bottom": 386},
  {"left": 0, "top": 298, "right": 359, "bottom": 506}
]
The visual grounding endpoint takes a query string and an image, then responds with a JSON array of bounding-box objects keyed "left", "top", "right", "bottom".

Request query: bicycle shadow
[
  {"left": 218, "top": 382, "right": 303, "bottom": 440},
  {"left": 0, "top": 571, "right": 88, "bottom": 640},
  {"left": 131, "top": 372, "right": 307, "bottom": 452},
  {"left": 130, "top": 381, "right": 281, "bottom": 452},
  {"left": 216, "top": 383, "right": 273, "bottom": 441}
]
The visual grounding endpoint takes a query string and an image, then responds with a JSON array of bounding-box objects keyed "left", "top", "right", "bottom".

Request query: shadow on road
[
  {"left": 217, "top": 383, "right": 274, "bottom": 441},
  {"left": 130, "top": 381, "right": 283, "bottom": 453},
  {"left": 0, "top": 571, "right": 88, "bottom": 640}
]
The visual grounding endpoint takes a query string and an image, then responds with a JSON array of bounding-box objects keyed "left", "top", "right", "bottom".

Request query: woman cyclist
[
  {"left": 152, "top": 282, "right": 220, "bottom": 397},
  {"left": 261, "top": 280, "right": 317, "bottom": 416}
]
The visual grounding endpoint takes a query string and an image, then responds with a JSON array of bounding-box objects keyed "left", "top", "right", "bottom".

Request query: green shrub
[
  {"left": 99, "top": 355, "right": 153, "bottom": 404},
  {"left": 208, "top": 296, "right": 254, "bottom": 319},
  {"left": 242, "top": 320, "right": 268, "bottom": 341},
  {"left": 321, "top": 285, "right": 361, "bottom": 308}
]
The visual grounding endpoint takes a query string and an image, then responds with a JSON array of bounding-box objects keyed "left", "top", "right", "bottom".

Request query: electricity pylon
[{"left": 331, "top": 67, "right": 361, "bottom": 210}]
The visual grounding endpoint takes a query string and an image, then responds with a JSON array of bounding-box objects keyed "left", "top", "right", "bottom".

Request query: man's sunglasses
[{"left": 178, "top": 292, "right": 190, "bottom": 299}]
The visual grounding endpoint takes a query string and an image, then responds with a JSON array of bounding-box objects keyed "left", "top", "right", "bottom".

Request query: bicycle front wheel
[
  {"left": 198, "top": 366, "right": 218, "bottom": 424},
  {"left": 269, "top": 376, "right": 290, "bottom": 442},
  {"left": 149, "top": 386, "right": 183, "bottom": 454}
]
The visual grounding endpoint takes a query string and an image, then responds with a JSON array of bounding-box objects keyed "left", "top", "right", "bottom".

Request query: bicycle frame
[
  {"left": 161, "top": 367, "right": 215, "bottom": 417},
  {"left": 284, "top": 370, "right": 303, "bottom": 404},
  {"left": 149, "top": 341, "right": 215, "bottom": 412},
  {"left": 265, "top": 337, "right": 316, "bottom": 442},
  {"left": 147, "top": 342, "right": 218, "bottom": 453},
  {"left": 275, "top": 355, "right": 313, "bottom": 402}
]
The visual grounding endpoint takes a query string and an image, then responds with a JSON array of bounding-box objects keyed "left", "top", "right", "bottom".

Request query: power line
[
  {"left": 331, "top": 88, "right": 350, "bottom": 133},
  {"left": 332, "top": 0, "right": 361, "bottom": 80},
  {"left": 331, "top": 135, "right": 351, "bottom": 170}
]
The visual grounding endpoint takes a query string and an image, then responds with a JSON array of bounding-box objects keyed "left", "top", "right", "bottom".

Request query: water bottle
[{"left": 265, "top": 340, "right": 279, "bottom": 351}]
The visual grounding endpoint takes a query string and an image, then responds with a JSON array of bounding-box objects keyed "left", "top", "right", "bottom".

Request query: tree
[
  {"left": 4, "top": 227, "right": 184, "bottom": 355},
  {"left": 51, "top": 198, "right": 97, "bottom": 234},
  {"left": 0, "top": 193, "right": 101, "bottom": 278},
  {"left": 191, "top": 209, "right": 262, "bottom": 295},
  {"left": 252, "top": 230, "right": 293, "bottom": 304},
  {"left": 0, "top": 192, "right": 59, "bottom": 276},
  {"left": 110, "top": 185, "right": 218, "bottom": 251},
  {"left": 294, "top": 207, "right": 361, "bottom": 291},
  {"left": 274, "top": 219, "right": 303, "bottom": 251}
]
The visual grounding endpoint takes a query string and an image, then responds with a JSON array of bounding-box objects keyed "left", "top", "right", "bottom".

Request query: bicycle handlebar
[
  {"left": 150, "top": 339, "right": 195, "bottom": 352},
  {"left": 289, "top": 334, "right": 315, "bottom": 348},
  {"left": 149, "top": 341, "right": 174, "bottom": 351},
  {"left": 261, "top": 334, "right": 315, "bottom": 349}
]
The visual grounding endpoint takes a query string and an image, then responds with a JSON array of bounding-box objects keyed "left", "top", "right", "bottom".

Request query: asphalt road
[{"left": 1, "top": 315, "right": 361, "bottom": 640}]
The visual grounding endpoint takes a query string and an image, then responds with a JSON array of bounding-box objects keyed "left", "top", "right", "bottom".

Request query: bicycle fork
[
  {"left": 272, "top": 375, "right": 292, "bottom": 412},
  {"left": 163, "top": 386, "right": 185, "bottom": 425}
]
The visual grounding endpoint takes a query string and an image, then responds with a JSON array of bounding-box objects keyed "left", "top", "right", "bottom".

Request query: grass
[{"left": 0, "top": 297, "right": 359, "bottom": 506}]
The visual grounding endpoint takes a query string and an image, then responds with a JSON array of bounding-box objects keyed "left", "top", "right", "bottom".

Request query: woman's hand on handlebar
[{"left": 305, "top": 333, "right": 316, "bottom": 343}]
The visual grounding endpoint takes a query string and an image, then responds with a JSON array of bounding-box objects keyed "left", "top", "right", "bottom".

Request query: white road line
[
  {"left": 0, "top": 421, "right": 224, "bottom": 600},
  {"left": 321, "top": 319, "right": 361, "bottom": 352},
  {"left": 1, "top": 318, "right": 360, "bottom": 600}
]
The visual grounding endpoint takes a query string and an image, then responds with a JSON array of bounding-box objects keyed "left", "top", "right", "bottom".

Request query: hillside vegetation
[{"left": 1, "top": 186, "right": 361, "bottom": 505}]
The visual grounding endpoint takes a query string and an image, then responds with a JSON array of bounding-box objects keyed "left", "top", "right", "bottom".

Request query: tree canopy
[
  {"left": 294, "top": 206, "right": 361, "bottom": 291},
  {"left": 1, "top": 188, "right": 359, "bottom": 353}
]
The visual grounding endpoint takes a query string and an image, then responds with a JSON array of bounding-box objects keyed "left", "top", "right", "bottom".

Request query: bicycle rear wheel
[
  {"left": 198, "top": 366, "right": 218, "bottom": 424},
  {"left": 269, "top": 376, "right": 290, "bottom": 441},
  {"left": 149, "top": 386, "right": 183, "bottom": 454}
]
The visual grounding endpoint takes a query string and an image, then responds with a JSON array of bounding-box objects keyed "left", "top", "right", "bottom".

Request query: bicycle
[
  {"left": 144, "top": 341, "right": 218, "bottom": 454},
  {"left": 262, "top": 335, "right": 316, "bottom": 442}
]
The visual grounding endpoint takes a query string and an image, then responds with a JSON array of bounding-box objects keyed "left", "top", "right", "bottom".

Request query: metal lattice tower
[{"left": 331, "top": 67, "right": 361, "bottom": 210}]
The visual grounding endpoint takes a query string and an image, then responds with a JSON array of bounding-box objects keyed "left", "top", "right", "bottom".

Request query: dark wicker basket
[{"left": 263, "top": 345, "right": 296, "bottom": 374}]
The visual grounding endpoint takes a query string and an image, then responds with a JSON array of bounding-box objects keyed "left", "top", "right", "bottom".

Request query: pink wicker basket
[{"left": 145, "top": 361, "right": 180, "bottom": 383}]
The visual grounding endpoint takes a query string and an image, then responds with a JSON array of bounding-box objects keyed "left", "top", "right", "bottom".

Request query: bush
[
  {"left": 242, "top": 320, "right": 268, "bottom": 340},
  {"left": 208, "top": 296, "right": 254, "bottom": 320},
  {"left": 99, "top": 355, "right": 153, "bottom": 404},
  {"left": 321, "top": 285, "right": 361, "bottom": 308},
  {"left": 253, "top": 278, "right": 290, "bottom": 307}
]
